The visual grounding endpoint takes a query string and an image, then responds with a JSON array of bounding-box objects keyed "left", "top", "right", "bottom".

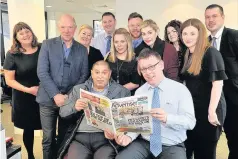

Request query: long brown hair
[
  {"left": 181, "top": 18, "right": 210, "bottom": 75},
  {"left": 108, "top": 28, "right": 135, "bottom": 63},
  {"left": 9, "top": 22, "right": 39, "bottom": 53}
]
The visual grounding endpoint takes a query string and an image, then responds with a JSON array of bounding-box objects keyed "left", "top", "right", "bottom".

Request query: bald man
[
  {"left": 37, "top": 14, "right": 88, "bottom": 159},
  {"left": 58, "top": 60, "right": 130, "bottom": 159}
]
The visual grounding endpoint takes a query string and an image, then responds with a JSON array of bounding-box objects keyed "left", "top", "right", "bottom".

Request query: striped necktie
[{"left": 150, "top": 87, "right": 162, "bottom": 157}]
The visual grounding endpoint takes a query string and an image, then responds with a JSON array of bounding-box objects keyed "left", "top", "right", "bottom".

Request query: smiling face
[
  {"left": 58, "top": 15, "right": 77, "bottom": 42},
  {"left": 128, "top": 17, "right": 143, "bottom": 39},
  {"left": 167, "top": 26, "right": 179, "bottom": 43},
  {"left": 91, "top": 64, "right": 111, "bottom": 90},
  {"left": 141, "top": 26, "right": 158, "bottom": 47},
  {"left": 205, "top": 7, "right": 225, "bottom": 34},
  {"left": 114, "top": 34, "right": 128, "bottom": 55},
  {"left": 16, "top": 28, "right": 33, "bottom": 46},
  {"left": 182, "top": 26, "right": 199, "bottom": 52},
  {"left": 78, "top": 28, "right": 93, "bottom": 47},
  {"left": 138, "top": 56, "right": 163, "bottom": 86},
  {"left": 102, "top": 15, "right": 116, "bottom": 34}
]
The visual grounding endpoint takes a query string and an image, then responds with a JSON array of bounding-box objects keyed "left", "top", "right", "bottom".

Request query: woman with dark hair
[
  {"left": 3, "top": 22, "right": 41, "bottom": 159},
  {"left": 180, "top": 18, "right": 227, "bottom": 159},
  {"left": 164, "top": 20, "right": 186, "bottom": 72}
]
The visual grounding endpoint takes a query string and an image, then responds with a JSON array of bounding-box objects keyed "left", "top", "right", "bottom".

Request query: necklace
[{"left": 116, "top": 60, "right": 124, "bottom": 84}]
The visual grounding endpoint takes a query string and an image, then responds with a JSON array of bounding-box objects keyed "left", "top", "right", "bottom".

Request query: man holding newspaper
[
  {"left": 116, "top": 49, "right": 196, "bottom": 159},
  {"left": 58, "top": 60, "right": 130, "bottom": 159}
]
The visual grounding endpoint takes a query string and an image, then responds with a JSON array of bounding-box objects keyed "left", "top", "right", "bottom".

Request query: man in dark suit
[
  {"left": 205, "top": 4, "right": 238, "bottom": 159},
  {"left": 37, "top": 14, "right": 88, "bottom": 159}
]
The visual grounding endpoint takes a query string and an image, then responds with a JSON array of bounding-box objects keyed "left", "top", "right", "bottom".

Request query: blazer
[
  {"left": 135, "top": 37, "right": 179, "bottom": 81},
  {"left": 212, "top": 27, "right": 238, "bottom": 104},
  {"left": 36, "top": 36, "right": 88, "bottom": 106}
]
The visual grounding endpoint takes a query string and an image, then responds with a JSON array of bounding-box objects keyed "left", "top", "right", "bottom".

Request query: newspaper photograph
[
  {"left": 80, "top": 89, "right": 152, "bottom": 134},
  {"left": 80, "top": 89, "right": 116, "bottom": 133},
  {"left": 111, "top": 96, "right": 152, "bottom": 134}
]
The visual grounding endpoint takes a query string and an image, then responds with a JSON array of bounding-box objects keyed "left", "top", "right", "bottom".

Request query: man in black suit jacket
[
  {"left": 37, "top": 14, "right": 88, "bottom": 159},
  {"left": 205, "top": 4, "right": 238, "bottom": 159}
]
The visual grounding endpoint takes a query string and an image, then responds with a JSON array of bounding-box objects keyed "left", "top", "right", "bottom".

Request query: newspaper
[{"left": 80, "top": 89, "right": 152, "bottom": 134}]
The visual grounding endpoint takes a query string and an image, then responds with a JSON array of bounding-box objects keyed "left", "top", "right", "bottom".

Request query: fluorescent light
[{"left": 46, "top": 6, "right": 52, "bottom": 8}]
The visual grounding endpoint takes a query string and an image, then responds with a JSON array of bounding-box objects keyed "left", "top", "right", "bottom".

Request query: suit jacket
[
  {"left": 135, "top": 37, "right": 179, "bottom": 81},
  {"left": 213, "top": 27, "right": 238, "bottom": 104},
  {"left": 88, "top": 46, "right": 104, "bottom": 76},
  {"left": 36, "top": 36, "right": 88, "bottom": 106}
]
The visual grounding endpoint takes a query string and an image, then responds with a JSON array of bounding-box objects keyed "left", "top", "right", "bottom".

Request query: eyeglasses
[{"left": 140, "top": 61, "right": 160, "bottom": 73}]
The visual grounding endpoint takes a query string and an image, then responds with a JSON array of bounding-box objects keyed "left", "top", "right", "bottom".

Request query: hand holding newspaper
[{"left": 80, "top": 89, "right": 152, "bottom": 134}]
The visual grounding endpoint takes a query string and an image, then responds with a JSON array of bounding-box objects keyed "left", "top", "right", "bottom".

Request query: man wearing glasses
[{"left": 115, "top": 48, "right": 196, "bottom": 159}]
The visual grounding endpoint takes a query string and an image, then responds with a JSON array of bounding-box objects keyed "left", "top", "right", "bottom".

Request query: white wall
[
  {"left": 116, "top": 0, "right": 238, "bottom": 39},
  {"left": 47, "top": 11, "right": 102, "bottom": 40}
]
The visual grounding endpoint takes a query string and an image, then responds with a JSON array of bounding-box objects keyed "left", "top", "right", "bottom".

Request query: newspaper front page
[{"left": 80, "top": 89, "right": 152, "bottom": 134}]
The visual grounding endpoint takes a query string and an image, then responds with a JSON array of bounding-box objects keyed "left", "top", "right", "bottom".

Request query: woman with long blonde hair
[
  {"left": 180, "top": 18, "right": 227, "bottom": 159},
  {"left": 106, "top": 28, "right": 140, "bottom": 94}
]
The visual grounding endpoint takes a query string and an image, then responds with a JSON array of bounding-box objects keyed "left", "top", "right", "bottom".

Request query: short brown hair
[
  {"left": 9, "top": 22, "right": 39, "bottom": 53},
  {"left": 128, "top": 12, "right": 143, "bottom": 21}
]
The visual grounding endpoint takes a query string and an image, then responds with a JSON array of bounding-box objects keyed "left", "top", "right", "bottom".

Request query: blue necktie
[
  {"left": 212, "top": 37, "right": 217, "bottom": 49},
  {"left": 106, "top": 35, "right": 112, "bottom": 54},
  {"left": 150, "top": 87, "right": 162, "bottom": 157}
]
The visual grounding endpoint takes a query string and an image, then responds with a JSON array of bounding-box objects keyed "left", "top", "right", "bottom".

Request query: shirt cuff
[{"left": 126, "top": 132, "right": 139, "bottom": 142}]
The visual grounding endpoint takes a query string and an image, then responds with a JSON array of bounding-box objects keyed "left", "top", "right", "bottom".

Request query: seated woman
[
  {"left": 135, "top": 19, "right": 179, "bottom": 81},
  {"left": 105, "top": 28, "right": 141, "bottom": 95},
  {"left": 78, "top": 24, "right": 104, "bottom": 77},
  {"left": 164, "top": 20, "right": 186, "bottom": 73}
]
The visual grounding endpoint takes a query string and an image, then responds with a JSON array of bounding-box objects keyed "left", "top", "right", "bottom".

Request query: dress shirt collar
[
  {"left": 211, "top": 25, "right": 224, "bottom": 39},
  {"left": 147, "top": 77, "right": 167, "bottom": 91},
  {"left": 104, "top": 31, "right": 113, "bottom": 39}
]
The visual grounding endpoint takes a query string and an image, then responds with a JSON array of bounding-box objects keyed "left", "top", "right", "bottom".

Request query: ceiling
[{"left": 44, "top": 0, "right": 116, "bottom": 13}]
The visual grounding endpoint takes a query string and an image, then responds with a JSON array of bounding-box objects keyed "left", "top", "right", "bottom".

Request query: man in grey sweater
[{"left": 57, "top": 60, "right": 131, "bottom": 159}]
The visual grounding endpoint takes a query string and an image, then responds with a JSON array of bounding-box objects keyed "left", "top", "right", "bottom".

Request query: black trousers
[
  {"left": 185, "top": 134, "right": 219, "bottom": 159},
  {"left": 223, "top": 97, "right": 238, "bottom": 159},
  {"left": 67, "top": 132, "right": 117, "bottom": 159}
]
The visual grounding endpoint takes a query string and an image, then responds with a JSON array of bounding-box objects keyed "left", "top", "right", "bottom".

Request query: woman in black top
[
  {"left": 78, "top": 24, "right": 103, "bottom": 77},
  {"left": 180, "top": 19, "right": 227, "bottom": 159},
  {"left": 3, "top": 22, "right": 41, "bottom": 159},
  {"left": 106, "top": 28, "right": 140, "bottom": 95},
  {"left": 164, "top": 20, "right": 186, "bottom": 73}
]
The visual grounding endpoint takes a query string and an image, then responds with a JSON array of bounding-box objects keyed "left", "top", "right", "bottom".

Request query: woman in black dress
[
  {"left": 164, "top": 20, "right": 186, "bottom": 73},
  {"left": 180, "top": 19, "right": 227, "bottom": 159},
  {"left": 106, "top": 28, "right": 140, "bottom": 94},
  {"left": 78, "top": 24, "right": 103, "bottom": 77},
  {"left": 3, "top": 22, "right": 41, "bottom": 159}
]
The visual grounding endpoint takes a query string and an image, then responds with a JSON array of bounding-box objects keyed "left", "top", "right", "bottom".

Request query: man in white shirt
[
  {"left": 205, "top": 4, "right": 238, "bottom": 159},
  {"left": 91, "top": 12, "right": 116, "bottom": 57},
  {"left": 110, "top": 49, "right": 196, "bottom": 159}
]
